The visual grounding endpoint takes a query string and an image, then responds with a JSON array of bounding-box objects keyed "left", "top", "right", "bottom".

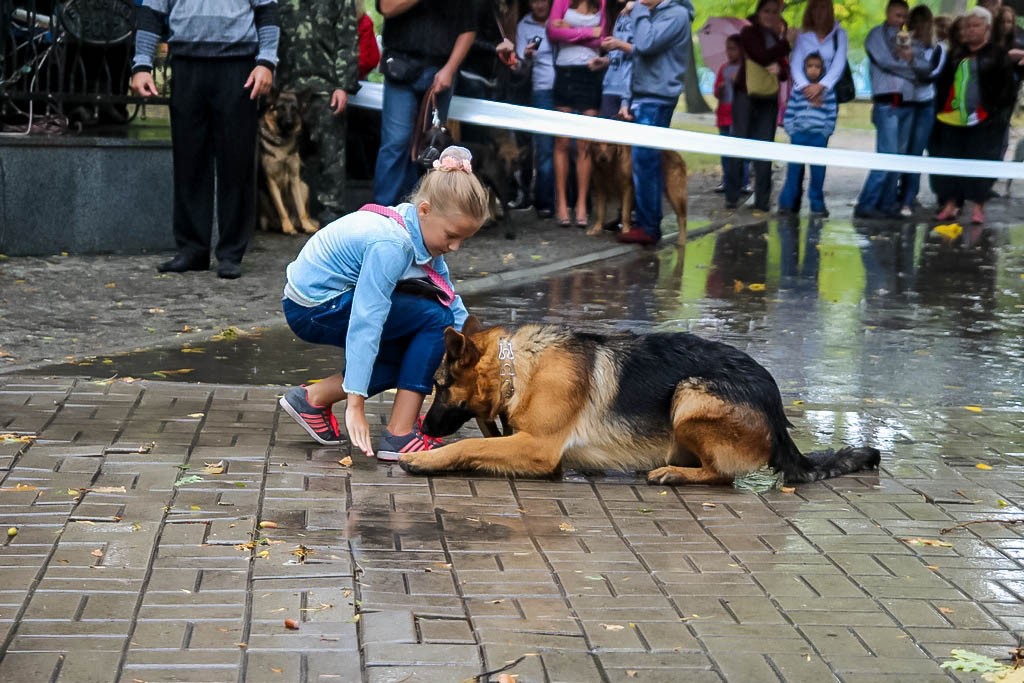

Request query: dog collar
[{"left": 498, "top": 337, "right": 516, "bottom": 400}]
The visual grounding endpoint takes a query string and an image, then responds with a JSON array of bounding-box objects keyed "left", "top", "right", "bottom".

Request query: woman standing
[
  {"left": 724, "top": 0, "right": 796, "bottom": 212},
  {"left": 548, "top": 0, "right": 607, "bottom": 228},
  {"left": 898, "top": 5, "right": 945, "bottom": 218},
  {"left": 778, "top": 0, "right": 848, "bottom": 215},
  {"left": 931, "top": 7, "right": 1023, "bottom": 224}
]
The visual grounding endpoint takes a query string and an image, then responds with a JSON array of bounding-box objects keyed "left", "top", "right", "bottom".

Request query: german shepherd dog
[
  {"left": 400, "top": 319, "right": 881, "bottom": 486},
  {"left": 258, "top": 89, "right": 319, "bottom": 235},
  {"left": 589, "top": 142, "right": 689, "bottom": 245}
]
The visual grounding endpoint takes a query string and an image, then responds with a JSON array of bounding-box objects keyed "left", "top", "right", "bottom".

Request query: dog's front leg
[
  {"left": 588, "top": 189, "right": 605, "bottom": 236},
  {"left": 621, "top": 183, "right": 635, "bottom": 233},
  {"left": 267, "top": 178, "right": 298, "bottom": 234},
  {"left": 399, "top": 432, "right": 562, "bottom": 477},
  {"left": 290, "top": 176, "right": 320, "bottom": 234}
]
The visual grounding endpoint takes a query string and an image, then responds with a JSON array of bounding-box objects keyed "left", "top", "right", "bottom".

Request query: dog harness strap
[{"left": 359, "top": 203, "right": 456, "bottom": 307}]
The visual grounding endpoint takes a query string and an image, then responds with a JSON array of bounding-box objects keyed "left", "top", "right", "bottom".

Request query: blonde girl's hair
[{"left": 410, "top": 146, "right": 490, "bottom": 225}]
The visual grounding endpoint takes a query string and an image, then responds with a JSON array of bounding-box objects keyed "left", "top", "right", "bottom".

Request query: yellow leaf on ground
[
  {"left": 259, "top": 521, "right": 278, "bottom": 529},
  {"left": 748, "top": 283, "right": 766, "bottom": 291},
  {"left": 558, "top": 522, "right": 576, "bottom": 532},
  {"left": 964, "top": 405, "right": 983, "bottom": 412},
  {"left": 201, "top": 460, "right": 225, "bottom": 475},
  {"left": 976, "top": 463, "right": 993, "bottom": 470},
  {"left": 600, "top": 624, "right": 625, "bottom": 631},
  {"left": 338, "top": 457, "right": 353, "bottom": 467},
  {"left": 780, "top": 486, "right": 796, "bottom": 494},
  {"left": 91, "top": 548, "right": 104, "bottom": 557},
  {"left": 902, "top": 537, "right": 954, "bottom": 548},
  {"left": 933, "top": 223, "right": 963, "bottom": 240}
]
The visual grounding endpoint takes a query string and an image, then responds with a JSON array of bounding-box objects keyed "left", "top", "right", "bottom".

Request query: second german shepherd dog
[
  {"left": 589, "top": 142, "right": 689, "bottom": 245},
  {"left": 258, "top": 89, "right": 319, "bottom": 235},
  {"left": 401, "top": 318, "right": 881, "bottom": 486}
]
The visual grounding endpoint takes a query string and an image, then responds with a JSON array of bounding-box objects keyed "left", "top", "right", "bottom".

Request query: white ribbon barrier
[{"left": 350, "top": 81, "right": 1024, "bottom": 180}]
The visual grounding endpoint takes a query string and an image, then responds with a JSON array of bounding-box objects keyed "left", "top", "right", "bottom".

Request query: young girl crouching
[{"left": 279, "top": 146, "right": 490, "bottom": 460}]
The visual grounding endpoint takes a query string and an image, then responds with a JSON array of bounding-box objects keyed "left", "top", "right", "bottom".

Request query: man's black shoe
[
  {"left": 217, "top": 261, "right": 242, "bottom": 279},
  {"left": 157, "top": 254, "right": 209, "bottom": 273}
]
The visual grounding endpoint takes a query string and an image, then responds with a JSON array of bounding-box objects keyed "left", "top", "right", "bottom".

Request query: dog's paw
[
  {"left": 281, "top": 220, "right": 299, "bottom": 235},
  {"left": 301, "top": 217, "right": 320, "bottom": 234},
  {"left": 646, "top": 466, "right": 686, "bottom": 486},
  {"left": 586, "top": 224, "right": 601, "bottom": 236},
  {"left": 398, "top": 453, "right": 435, "bottom": 474}
]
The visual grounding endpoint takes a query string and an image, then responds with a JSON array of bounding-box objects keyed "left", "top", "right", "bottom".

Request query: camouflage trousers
[{"left": 302, "top": 94, "right": 347, "bottom": 219}]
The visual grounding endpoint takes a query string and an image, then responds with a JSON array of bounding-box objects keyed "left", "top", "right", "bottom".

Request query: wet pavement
[{"left": 2, "top": 212, "right": 1023, "bottom": 682}]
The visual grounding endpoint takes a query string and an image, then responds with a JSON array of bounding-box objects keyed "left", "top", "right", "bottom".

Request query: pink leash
[{"left": 359, "top": 204, "right": 456, "bottom": 306}]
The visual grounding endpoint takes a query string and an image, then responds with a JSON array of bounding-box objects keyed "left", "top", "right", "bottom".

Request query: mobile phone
[{"left": 528, "top": 36, "right": 542, "bottom": 49}]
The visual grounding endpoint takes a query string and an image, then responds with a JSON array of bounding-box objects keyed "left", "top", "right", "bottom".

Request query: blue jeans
[
  {"left": 718, "top": 125, "right": 749, "bottom": 187},
  {"left": 856, "top": 103, "right": 912, "bottom": 214},
  {"left": 898, "top": 100, "right": 934, "bottom": 209},
  {"left": 282, "top": 291, "right": 454, "bottom": 396},
  {"left": 372, "top": 68, "right": 454, "bottom": 206},
  {"left": 531, "top": 89, "right": 555, "bottom": 213},
  {"left": 778, "top": 130, "right": 829, "bottom": 212},
  {"left": 631, "top": 101, "right": 675, "bottom": 239}
]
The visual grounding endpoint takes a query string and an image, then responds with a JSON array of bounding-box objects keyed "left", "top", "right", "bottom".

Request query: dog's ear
[
  {"left": 462, "top": 315, "right": 483, "bottom": 336},
  {"left": 443, "top": 327, "right": 481, "bottom": 368}
]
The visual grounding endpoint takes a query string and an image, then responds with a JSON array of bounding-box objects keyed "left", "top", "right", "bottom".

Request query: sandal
[
  {"left": 574, "top": 214, "right": 589, "bottom": 229},
  {"left": 970, "top": 205, "right": 985, "bottom": 225},
  {"left": 935, "top": 204, "right": 958, "bottom": 222},
  {"left": 557, "top": 218, "right": 572, "bottom": 228}
]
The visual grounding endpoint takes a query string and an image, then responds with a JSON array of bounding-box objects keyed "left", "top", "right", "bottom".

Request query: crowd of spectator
[{"left": 129, "top": 0, "right": 1024, "bottom": 276}]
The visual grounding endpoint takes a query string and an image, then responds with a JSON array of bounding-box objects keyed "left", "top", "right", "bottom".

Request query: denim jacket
[{"left": 283, "top": 203, "right": 468, "bottom": 396}]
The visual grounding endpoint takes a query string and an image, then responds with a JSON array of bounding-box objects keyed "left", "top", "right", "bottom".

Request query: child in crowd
[
  {"left": 713, "top": 34, "right": 749, "bottom": 193},
  {"left": 778, "top": 53, "right": 837, "bottom": 215},
  {"left": 598, "top": 0, "right": 634, "bottom": 119},
  {"left": 278, "top": 146, "right": 489, "bottom": 460},
  {"left": 512, "top": 0, "right": 557, "bottom": 218}
]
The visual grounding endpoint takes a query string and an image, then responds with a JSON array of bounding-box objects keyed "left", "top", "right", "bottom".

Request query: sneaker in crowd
[
  {"left": 377, "top": 427, "right": 444, "bottom": 462},
  {"left": 713, "top": 182, "right": 725, "bottom": 193},
  {"left": 899, "top": 206, "right": 913, "bottom": 218},
  {"left": 278, "top": 386, "right": 343, "bottom": 445}
]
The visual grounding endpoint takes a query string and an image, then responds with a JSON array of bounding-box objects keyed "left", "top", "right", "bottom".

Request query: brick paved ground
[{"left": 1, "top": 376, "right": 1021, "bottom": 682}]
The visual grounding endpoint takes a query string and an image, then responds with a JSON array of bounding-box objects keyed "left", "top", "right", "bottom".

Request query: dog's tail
[{"left": 769, "top": 428, "right": 881, "bottom": 483}]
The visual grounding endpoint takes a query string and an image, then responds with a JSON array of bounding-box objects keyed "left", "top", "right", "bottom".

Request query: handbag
[
  {"left": 411, "top": 89, "right": 454, "bottom": 169},
  {"left": 832, "top": 32, "right": 856, "bottom": 104},
  {"left": 745, "top": 58, "right": 779, "bottom": 97},
  {"left": 380, "top": 49, "right": 426, "bottom": 84}
]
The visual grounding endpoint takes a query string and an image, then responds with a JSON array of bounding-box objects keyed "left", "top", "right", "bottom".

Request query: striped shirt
[
  {"left": 132, "top": 0, "right": 280, "bottom": 73},
  {"left": 783, "top": 87, "right": 838, "bottom": 137}
]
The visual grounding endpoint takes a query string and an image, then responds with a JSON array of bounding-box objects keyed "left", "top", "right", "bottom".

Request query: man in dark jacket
[
  {"left": 131, "top": 0, "right": 279, "bottom": 279},
  {"left": 373, "top": 0, "right": 475, "bottom": 206}
]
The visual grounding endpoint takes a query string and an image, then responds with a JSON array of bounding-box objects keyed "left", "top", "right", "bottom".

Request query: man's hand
[
  {"left": 432, "top": 65, "right": 454, "bottom": 93},
  {"left": 244, "top": 65, "right": 273, "bottom": 100},
  {"left": 330, "top": 88, "right": 348, "bottom": 115},
  {"left": 131, "top": 71, "right": 159, "bottom": 97},
  {"left": 618, "top": 103, "right": 633, "bottom": 120},
  {"left": 496, "top": 38, "right": 515, "bottom": 65}
]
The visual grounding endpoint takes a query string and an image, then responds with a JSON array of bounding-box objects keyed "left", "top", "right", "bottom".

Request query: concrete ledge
[{"left": 0, "top": 135, "right": 174, "bottom": 256}]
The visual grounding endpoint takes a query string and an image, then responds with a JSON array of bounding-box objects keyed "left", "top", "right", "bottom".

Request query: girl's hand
[
  {"left": 345, "top": 397, "right": 373, "bottom": 457},
  {"left": 618, "top": 103, "right": 634, "bottom": 121},
  {"left": 589, "top": 55, "right": 610, "bottom": 71}
]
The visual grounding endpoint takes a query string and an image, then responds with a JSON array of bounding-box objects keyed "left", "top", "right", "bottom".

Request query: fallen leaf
[
  {"left": 91, "top": 548, "right": 104, "bottom": 557},
  {"left": 187, "top": 412, "right": 205, "bottom": 418},
  {"left": 626, "top": 672, "right": 638, "bottom": 679},
  {"left": 780, "top": 486, "right": 796, "bottom": 493},
  {"left": 933, "top": 223, "right": 963, "bottom": 241},
  {"left": 701, "top": 502, "right": 717, "bottom": 509},
  {"left": 902, "top": 537, "right": 954, "bottom": 548},
  {"left": 975, "top": 463, "right": 993, "bottom": 470},
  {"left": 259, "top": 521, "right": 278, "bottom": 529},
  {"left": 601, "top": 623, "right": 625, "bottom": 631},
  {"left": 496, "top": 675, "right": 518, "bottom": 683},
  {"left": 558, "top": 522, "right": 576, "bottom": 532},
  {"left": 964, "top": 405, "right": 983, "bottom": 413},
  {"left": 270, "top": 667, "right": 283, "bottom": 674},
  {"left": 0, "top": 483, "right": 37, "bottom": 491},
  {"left": 283, "top": 618, "right": 300, "bottom": 630},
  {"left": 338, "top": 457, "right": 353, "bottom": 467},
  {"left": 189, "top": 505, "right": 201, "bottom": 511},
  {"left": 997, "top": 500, "right": 1009, "bottom": 507},
  {"left": 200, "top": 460, "right": 225, "bottom": 475},
  {"left": 938, "top": 607, "right": 954, "bottom": 614},
  {"left": 174, "top": 475, "right": 204, "bottom": 487},
  {"left": 748, "top": 283, "right": 766, "bottom": 291},
  {"left": 7, "top": 527, "right": 17, "bottom": 538}
]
